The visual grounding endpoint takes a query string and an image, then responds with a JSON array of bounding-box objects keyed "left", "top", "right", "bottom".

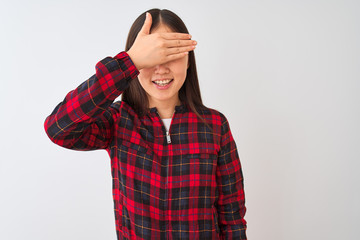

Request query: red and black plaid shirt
[{"left": 44, "top": 51, "right": 247, "bottom": 239}]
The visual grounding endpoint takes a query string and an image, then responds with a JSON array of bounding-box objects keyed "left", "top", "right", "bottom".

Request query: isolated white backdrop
[{"left": 1, "top": 0, "right": 359, "bottom": 239}]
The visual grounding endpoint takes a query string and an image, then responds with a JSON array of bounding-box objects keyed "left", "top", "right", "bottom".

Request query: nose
[{"left": 154, "top": 63, "right": 169, "bottom": 73}]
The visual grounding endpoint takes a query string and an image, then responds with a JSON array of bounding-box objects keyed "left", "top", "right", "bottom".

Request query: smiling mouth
[{"left": 152, "top": 79, "right": 174, "bottom": 86}]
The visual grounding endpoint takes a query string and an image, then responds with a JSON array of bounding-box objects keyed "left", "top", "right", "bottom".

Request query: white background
[{"left": 1, "top": 0, "right": 359, "bottom": 239}]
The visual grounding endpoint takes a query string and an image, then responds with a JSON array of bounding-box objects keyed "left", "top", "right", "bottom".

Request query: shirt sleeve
[
  {"left": 216, "top": 114, "right": 247, "bottom": 239},
  {"left": 43, "top": 51, "right": 139, "bottom": 150}
]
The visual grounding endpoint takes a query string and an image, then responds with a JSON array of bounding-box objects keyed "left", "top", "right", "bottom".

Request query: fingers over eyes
[
  {"left": 164, "top": 39, "right": 194, "bottom": 48},
  {"left": 160, "top": 32, "right": 191, "bottom": 40}
]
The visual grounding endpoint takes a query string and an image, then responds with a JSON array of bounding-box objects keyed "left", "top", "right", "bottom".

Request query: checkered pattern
[{"left": 44, "top": 51, "right": 247, "bottom": 239}]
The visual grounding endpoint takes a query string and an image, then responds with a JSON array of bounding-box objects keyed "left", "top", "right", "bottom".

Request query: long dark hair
[{"left": 121, "top": 8, "right": 213, "bottom": 132}]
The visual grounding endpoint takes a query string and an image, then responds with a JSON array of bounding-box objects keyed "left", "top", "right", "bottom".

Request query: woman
[{"left": 44, "top": 8, "right": 247, "bottom": 240}]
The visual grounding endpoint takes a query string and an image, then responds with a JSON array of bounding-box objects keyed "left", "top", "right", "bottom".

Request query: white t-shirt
[{"left": 161, "top": 118, "right": 172, "bottom": 132}]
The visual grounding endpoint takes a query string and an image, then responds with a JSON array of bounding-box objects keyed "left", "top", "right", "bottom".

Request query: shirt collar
[{"left": 149, "top": 102, "right": 187, "bottom": 114}]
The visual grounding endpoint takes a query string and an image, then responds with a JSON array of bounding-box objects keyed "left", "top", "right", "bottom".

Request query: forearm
[{"left": 44, "top": 51, "right": 139, "bottom": 149}]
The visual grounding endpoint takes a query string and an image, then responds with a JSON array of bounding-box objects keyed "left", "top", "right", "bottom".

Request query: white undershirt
[{"left": 161, "top": 118, "right": 172, "bottom": 132}]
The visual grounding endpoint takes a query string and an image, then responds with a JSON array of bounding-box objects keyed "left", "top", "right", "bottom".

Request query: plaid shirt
[{"left": 44, "top": 51, "right": 247, "bottom": 239}]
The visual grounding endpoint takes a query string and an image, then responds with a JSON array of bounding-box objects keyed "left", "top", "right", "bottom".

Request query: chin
[
  {"left": 154, "top": 96, "right": 172, "bottom": 101},
  {"left": 154, "top": 93, "right": 176, "bottom": 101}
]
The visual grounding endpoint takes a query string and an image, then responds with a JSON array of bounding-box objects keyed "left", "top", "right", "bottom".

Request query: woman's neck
[{"left": 149, "top": 97, "right": 181, "bottom": 119}]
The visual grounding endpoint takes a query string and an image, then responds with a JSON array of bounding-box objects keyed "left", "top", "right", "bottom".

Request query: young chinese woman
[{"left": 44, "top": 8, "right": 247, "bottom": 239}]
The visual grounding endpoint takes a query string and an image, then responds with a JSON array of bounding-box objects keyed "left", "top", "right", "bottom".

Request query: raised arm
[
  {"left": 43, "top": 51, "right": 139, "bottom": 150},
  {"left": 44, "top": 12, "right": 195, "bottom": 151}
]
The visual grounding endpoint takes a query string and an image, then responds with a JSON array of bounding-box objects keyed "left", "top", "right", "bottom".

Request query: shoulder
[
  {"left": 195, "top": 104, "right": 229, "bottom": 125},
  {"left": 196, "top": 105, "right": 235, "bottom": 140},
  {"left": 108, "top": 100, "right": 137, "bottom": 120},
  {"left": 109, "top": 100, "right": 134, "bottom": 115}
]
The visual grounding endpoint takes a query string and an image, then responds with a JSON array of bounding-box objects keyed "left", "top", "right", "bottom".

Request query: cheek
[
  {"left": 175, "top": 64, "right": 188, "bottom": 80},
  {"left": 171, "top": 60, "right": 188, "bottom": 76},
  {"left": 138, "top": 70, "right": 153, "bottom": 84}
]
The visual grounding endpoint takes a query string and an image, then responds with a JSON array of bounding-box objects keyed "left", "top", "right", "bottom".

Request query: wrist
[{"left": 126, "top": 50, "right": 141, "bottom": 70}]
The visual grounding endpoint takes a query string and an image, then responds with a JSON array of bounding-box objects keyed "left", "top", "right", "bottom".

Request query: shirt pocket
[
  {"left": 171, "top": 153, "right": 217, "bottom": 183},
  {"left": 116, "top": 143, "right": 157, "bottom": 207}
]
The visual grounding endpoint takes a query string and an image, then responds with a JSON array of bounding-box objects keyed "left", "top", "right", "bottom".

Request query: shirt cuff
[{"left": 113, "top": 51, "right": 139, "bottom": 74}]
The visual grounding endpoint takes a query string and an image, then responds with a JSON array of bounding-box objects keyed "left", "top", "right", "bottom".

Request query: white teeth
[
  {"left": 153, "top": 79, "right": 173, "bottom": 86},
  {"left": 154, "top": 79, "right": 171, "bottom": 84}
]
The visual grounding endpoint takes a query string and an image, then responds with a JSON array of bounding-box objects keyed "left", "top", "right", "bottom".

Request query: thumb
[{"left": 140, "top": 12, "right": 152, "bottom": 35}]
